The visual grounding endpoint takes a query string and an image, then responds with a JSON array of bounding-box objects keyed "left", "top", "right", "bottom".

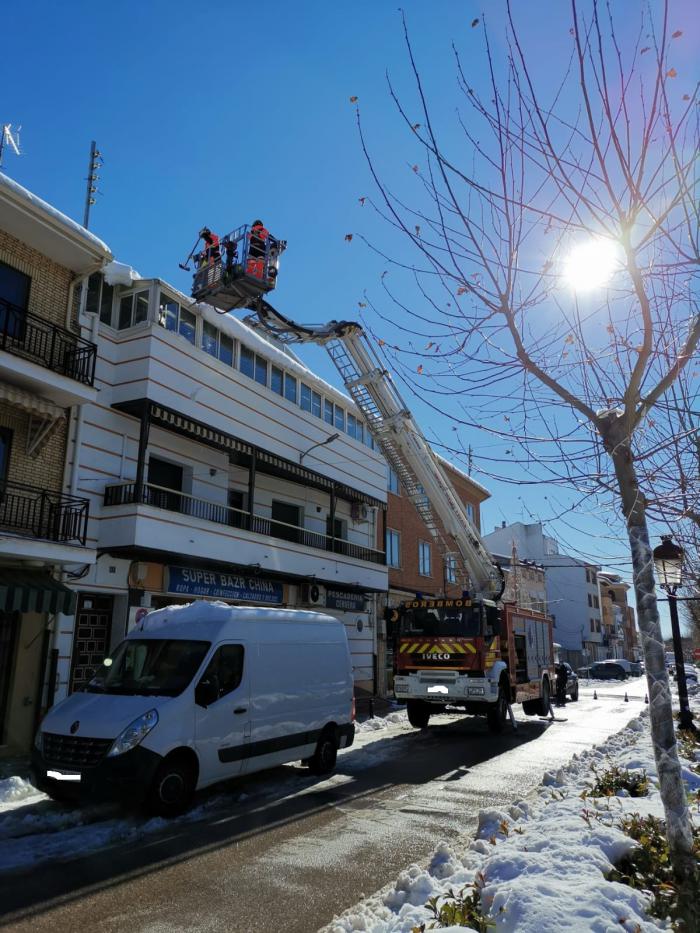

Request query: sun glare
[{"left": 563, "top": 238, "right": 619, "bottom": 291}]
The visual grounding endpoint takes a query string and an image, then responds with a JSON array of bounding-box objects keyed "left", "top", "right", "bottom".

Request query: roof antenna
[
  {"left": 83, "top": 140, "right": 103, "bottom": 229},
  {"left": 0, "top": 124, "right": 21, "bottom": 170}
]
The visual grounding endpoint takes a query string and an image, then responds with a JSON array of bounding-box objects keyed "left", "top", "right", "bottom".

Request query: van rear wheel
[
  {"left": 308, "top": 730, "right": 338, "bottom": 775},
  {"left": 146, "top": 756, "right": 195, "bottom": 817}
]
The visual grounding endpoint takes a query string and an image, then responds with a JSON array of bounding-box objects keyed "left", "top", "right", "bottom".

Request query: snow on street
[{"left": 0, "top": 677, "right": 662, "bottom": 933}]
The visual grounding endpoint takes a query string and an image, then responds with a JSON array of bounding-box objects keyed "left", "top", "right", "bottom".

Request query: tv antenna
[
  {"left": 0, "top": 124, "right": 22, "bottom": 169},
  {"left": 83, "top": 140, "right": 103, "bottom": 229}
]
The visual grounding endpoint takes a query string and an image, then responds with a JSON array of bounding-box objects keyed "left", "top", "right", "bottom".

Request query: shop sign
[
  {"left": 167, "top": 566, "right": 283, "bottom": 604},
  {"left": 326, "top": 589, "right": 366, "bottom": 612}
]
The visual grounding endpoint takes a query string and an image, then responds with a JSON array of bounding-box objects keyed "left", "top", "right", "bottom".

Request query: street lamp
[
  {"left": 299, "top": 433, "right": 340, "bottom": 464},
  {"left": 653, "top": 535, "right": 694, "bottom": 731}
]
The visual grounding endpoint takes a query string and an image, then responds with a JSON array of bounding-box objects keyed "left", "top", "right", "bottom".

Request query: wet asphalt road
[{"left": 0, "top": 679, "right": 647, "bottom": 933}]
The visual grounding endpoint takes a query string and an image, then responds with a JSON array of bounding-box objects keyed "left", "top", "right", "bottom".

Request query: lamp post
[
  {"left": 299, "top": 433, "right": 340, "bottom": 464},
  {"left": 653, "top": 535, "right": 694, "bottom": 731}
]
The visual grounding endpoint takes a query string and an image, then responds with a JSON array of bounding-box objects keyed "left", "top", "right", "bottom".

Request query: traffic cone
[
  {"left": 645, "top": 694, "right": 649, "bottom": 704},
  {"left": 593, "top": 690, "right": 597, "bottom": 700},
  {"left": 624, "top": 692, "right": 629, "bottom": 702}
]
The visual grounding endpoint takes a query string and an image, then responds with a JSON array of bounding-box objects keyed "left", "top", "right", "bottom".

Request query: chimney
[{"left": 502, "top": 521, "right": 506, "bottom": 528}]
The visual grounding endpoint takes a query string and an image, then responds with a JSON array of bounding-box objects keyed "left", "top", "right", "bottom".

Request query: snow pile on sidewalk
[
  {"left": 327, "top": 710, "right": 699, "bottom": 932},
  {"left": 0, "top": 777, "right": 39, "bottom": 806},
  {"left": 356, "top": 711, "right": 408, "bottom": 734}
]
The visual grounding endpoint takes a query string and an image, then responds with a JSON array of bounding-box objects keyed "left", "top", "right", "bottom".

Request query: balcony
[
  {"left": 0, "top": 481, "right": 90, "bottom": 545},
  {"left": 104, "top": 482, "right": 385, "bottom": 566},
  {"left": 0, "top": 298, "right": 98, "bottom": 406}
]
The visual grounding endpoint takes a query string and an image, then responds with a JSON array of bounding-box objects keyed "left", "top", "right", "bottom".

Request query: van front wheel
[
  {"left": 147, "top": 756, "right": 195, "bottom": 817},
  {"left": 308, "top": 730, "right": 338, "bottom": 775}
]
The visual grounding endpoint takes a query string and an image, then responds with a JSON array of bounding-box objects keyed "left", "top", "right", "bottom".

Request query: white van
[{"left": 32, "top": 602, "right": 355, "bottom": 815}]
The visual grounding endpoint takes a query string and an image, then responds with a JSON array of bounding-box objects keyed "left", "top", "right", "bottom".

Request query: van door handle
[{"left": 234, "top": 707, "right": 248, "bottom": 715}]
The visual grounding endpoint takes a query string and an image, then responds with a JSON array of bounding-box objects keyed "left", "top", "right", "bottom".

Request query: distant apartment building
[
  {"left": 380, "top": 455, "right": 490, "bottom": 691},
  {"left": 0, "top": 174, "right": 112, "bottom": 754},
  {"left": 598, "top": 572, "right": 638, "bottom": 661},
  {"left": 492, "top": 552, "right": 547, "bottom": 615},
  {"left": 482, "top": 521, "right": 605, "bottom": 668},
  {"left": 61, "top": 266, "right": 388, "bottom": 702}
]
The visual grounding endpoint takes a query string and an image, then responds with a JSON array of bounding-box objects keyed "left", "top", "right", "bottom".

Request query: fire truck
[{"left": 185, "top": 236, "right": 554, "bottom": 732}]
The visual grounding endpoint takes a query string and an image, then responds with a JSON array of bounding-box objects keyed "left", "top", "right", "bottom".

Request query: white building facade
[
  {"left": 57, "top": 270, "right": 388, "bottom": 703},
  {"left": 483, "top": 522, "right": 604, "bottom": 667}
]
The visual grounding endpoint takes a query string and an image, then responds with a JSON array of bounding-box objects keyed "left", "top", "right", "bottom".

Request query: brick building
[
  {"left": 0, "top": 173, "right": 111, "bottom": 754},
  {"left": 378, "top": 453, "right": 490, "bottom": 693}
]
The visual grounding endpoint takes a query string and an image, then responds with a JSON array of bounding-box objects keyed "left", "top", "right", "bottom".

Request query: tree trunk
[{"left": 607, "top": 424, "right": 698, "bottom": 923}]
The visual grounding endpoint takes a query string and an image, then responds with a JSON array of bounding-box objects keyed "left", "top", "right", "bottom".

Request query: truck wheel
[
  {"left": 487, "top": 684, "right": 509, "bottom": 733},
  {"left": 406, "top": 699, "right": 430, "bottom": 729},
  {"left": 570, "top": 684, "right": 579, "bottom": 702},
  {"left": 308, "top": 730, "right": 338, "bottom": 775},
  {"left": 146, "top": 756, "right": 195, "bottom": 817},
  {"left": 539, "top": 678, "right": 551, "bottom": 716}
]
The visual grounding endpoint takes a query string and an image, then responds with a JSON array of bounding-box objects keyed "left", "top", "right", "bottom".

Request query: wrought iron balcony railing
[
  {"left": 0, "top": 297, "right": 97, "bottom": 386},
  {"left": 0, "top": 481, "right": 90, "bottom": 545},
  {"left": 104, "top": 481, "right": 385, "bottom": 566}
]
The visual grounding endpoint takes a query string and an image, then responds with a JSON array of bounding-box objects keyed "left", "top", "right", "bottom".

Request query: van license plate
[{"left": 47, "top": 769, "right": 81, "bottom": 782}]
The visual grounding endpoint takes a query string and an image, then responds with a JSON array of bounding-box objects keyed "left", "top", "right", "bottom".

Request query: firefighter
[
  {"left": 247, "top": 219, "right": 268, "bottom": 278},
  {"left": 197, "top": 227, "right": 220, "bottom": 268},
  {"left": 555, "top": 663, "right": 568, "bottom": 706}
]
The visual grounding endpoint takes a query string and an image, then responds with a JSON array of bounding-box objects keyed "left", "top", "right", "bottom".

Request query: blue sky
[{"left": 4, "top": 1, "right": 697, "bottom": 636}]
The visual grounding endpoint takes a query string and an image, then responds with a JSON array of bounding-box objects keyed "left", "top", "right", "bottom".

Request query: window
[
  {"left": 271, "top": 500, "right": 302, "bottom": 543},
  {"left": 418, "top": 540, "right": 431, "bottom": 576},
  {"left": 202, "top": 321, "right": 218, "bottom": 357},
  {"left": 240, "top": 345, "right": 255, "bottom": 378},
  {"left": 199, "top": 644, "right": 244, "bottom": 700},
  {"left": 219, "top": 333, "right": 234, "bottom": 366},
  {"left": 326, "top": 515, "right": 347, "bottom": 542},
  {"left": 386, "top": 529, "right": 400, "bottom": 568},
  {"left": 388, "top": 466, "right": 400, "bottom": 495},
  {"left": 324, "top": 399, "right": 334, "bottom": 424},
  {"left": 587, "top": 593, "right": 593, "bottom": 607},
  {"left": 334, "top": 405, "right": 345, "bottom": 431},
  {"left": 366, "top": 431, "right": 375, "bottom": 450},
  {"left": 445, "top": 555, "right": 457, "bottom": 584},
  {"left": 0, "top": 428, "right": 13, "bottom": 487},
  {"left": 227, "top": 489, "right": 245, "bottom": 529},
  {"left": 284, "top": 373, "right": 297, "bottom": 404},
  {"left": 87, "top": 273, "right": 115, "bottom": 325},
  {"left": 118, "top": 290, "right": 149, "bottom": 329},
  {"left": 179, "top": 307, "right": 196, "bottom": 344},
  {"left": 271, "top": 366, "right": 283, "bottom": 395},
  {"left": 300, "top": 383, "right": 312, "bottom": 412},
  {"left": 0, "top": 259, "right": 31, "bottom": 312},
  {"left": 590, "top": 619, "right": 596, "bottom": 632},
  {"left": 118, "top": 295, "right": 133, "bottom": 329},
  {"left": 99, "top": 281, "right": 114, "bottom": 324},
  {"left": 134, "top": 290, "right": 149, "bottom": 324},
  {"left": 254, "top": 355, "right": 268, "bottom": 386},
  {"left": 159, "top": 293, "right": 179, "bottom": 332},
  {"left": 312, "top": 391, "right": 322, "bottom": 419},
  {"left": 465, "top": 502, "right": 475, "bottom": 523},
  {"left": 347, "top": 413, "right": 357, "bottom": 439},
  {"left": 356, "top": 422, "right": 364, "bottom": 444},
  {"left": 593, "top": 595, "right": 599, "bottom": 609}
]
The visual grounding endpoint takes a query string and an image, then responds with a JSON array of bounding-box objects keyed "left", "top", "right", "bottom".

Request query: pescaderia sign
[{"left": 167, "top": 566, "right": 284, "bottom": 604}]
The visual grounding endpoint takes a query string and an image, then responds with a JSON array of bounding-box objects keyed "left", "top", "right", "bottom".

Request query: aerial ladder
[{"left": 251, "top": 300, "right": 504, "bottom": 602}]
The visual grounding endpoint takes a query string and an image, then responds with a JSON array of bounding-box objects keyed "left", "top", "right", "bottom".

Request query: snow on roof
[
  {"left": 435, "top": 452, "right": 491, "bottom": 498},
  {"left": 0, "top": 172, "right": 111, "bottom": 259},
  {"left": 103, "top": 260, "right": 142, "bottom": 286},
  {"left": 135, "top": 600, "right": 341, "bottom": 636}
]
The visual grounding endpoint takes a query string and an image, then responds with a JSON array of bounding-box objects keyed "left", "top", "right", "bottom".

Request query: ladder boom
[{"left": 254, "top": 301, "right": 504, "bottom": 599}]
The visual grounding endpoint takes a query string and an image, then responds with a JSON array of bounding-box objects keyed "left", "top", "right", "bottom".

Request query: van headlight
[{"left": 108, "top": 709, "right": 159, "bottom": 757}]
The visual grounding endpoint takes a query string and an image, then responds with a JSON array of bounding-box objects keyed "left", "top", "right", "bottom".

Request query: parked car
[
  {"left": 614, "top": 659, "right": 643, "bottom": 677},
  {"left": 677, "top": 664, "right": 698, "bottom": 686},
  {"left": 32, "top": 603, "right": 355, "bottom": 816},
  {"left": 589, "top": 661, "right": 628, "bottom": 681},
  {"left": 556, "top": 662, "right": 579, "bottom": 701}
]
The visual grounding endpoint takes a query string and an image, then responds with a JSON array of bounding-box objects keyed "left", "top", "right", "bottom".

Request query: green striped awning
[{"left": 0, "top": 571, "right": 76, "bottom": 615}]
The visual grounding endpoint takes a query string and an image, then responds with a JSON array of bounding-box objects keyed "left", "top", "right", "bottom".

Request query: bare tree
[{"left": 355, "top": 0, "right": 699, "bottom": 918}]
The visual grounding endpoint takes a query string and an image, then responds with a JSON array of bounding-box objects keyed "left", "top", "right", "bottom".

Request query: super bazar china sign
[{"left": 167, "top": 567, "right": 283, "bottom": 604}]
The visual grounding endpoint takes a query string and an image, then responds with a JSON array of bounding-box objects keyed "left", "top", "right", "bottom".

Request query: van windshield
[{"left": 86, "top": 639, "right": 211, "bottom": 697}]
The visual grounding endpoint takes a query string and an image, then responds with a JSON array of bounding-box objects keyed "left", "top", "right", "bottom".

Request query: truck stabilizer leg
[{"left": 507, "top": 703, "right": 517, "bottom": 732}]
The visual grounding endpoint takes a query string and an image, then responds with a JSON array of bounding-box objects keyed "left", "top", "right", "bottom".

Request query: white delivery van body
[{"left": 32, "top": 602, "right": 355, "bottom": 815}]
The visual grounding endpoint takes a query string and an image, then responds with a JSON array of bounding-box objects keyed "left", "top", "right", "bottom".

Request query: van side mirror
[{"left": 195, "top": 676, "right": 219, "bottom": 708}]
